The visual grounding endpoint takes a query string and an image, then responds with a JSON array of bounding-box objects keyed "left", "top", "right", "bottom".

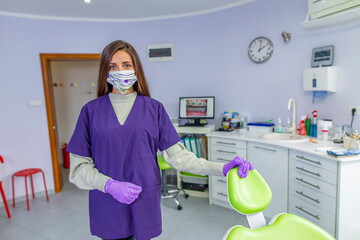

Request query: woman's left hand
[{"left": 223, "top": 156, "right": 254, "bottom": 178}]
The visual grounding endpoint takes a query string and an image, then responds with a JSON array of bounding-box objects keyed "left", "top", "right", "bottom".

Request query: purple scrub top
[{"left": 67, "top": 94, "right": 180, "bottom": 240}]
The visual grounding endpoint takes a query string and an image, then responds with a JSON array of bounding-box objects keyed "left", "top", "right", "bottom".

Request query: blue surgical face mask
[{"left": 107, "top": 70, "right": 138, "bottom": 95}]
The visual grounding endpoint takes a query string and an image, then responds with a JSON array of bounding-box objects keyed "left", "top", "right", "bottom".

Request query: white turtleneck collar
[{"left": 109, "top": 91, "right": 138, "bottom": 103}]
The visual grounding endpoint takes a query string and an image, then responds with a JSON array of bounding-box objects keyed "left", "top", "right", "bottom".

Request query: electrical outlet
[{"left": 349, "top": 105, "right": 360, "bottom": 116}]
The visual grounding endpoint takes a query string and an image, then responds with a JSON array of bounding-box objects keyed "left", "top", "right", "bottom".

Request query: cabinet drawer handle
[
  {"left": 217, "top": 150, "right": 237, "bottom": 154},
  {"left": 216, "top": 141, "right": 236, "bottom": 145},
  {"left": 295, "top": 190, "right": 320, "bottom": 204},
  {"left": 217, "top": 192, "right": 228, "bottom": 197},
  {"left": 295, "top": 205, "right": 320, "bottom": 220},
  {"left": 254, "top": 146, "right": 276, "bottom": 152},
  {"left": 296, "top": 155, "right": 322, "bottom": 165},
  {"left": 295, "top": 167, "right": 321, "bottom": 177},
  {"left": 295, "top": 177, "right": 321, "bottom": 189},
  {"left": 217, "top": 179, "right": 227, "bottom": 183},
  {"left": 217, "top": 158, "right": 232, "bottom": 162}
]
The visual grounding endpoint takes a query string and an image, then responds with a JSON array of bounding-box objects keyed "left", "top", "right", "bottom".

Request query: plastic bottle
[
  {"left": 310, "top": 110, "right": 318, "bottom": 138},
  {"left": 285, "top": 117, "right": 291, "bottom": 133},
  {"left": 276, "top": 118, "right": 283, "bottom": 133},
  {"left": 322, "top": 125, "right": 329, "bottom": 147},
  {"left": 299, "top": 116, "right": 307, "bottom": 136},
  {"left": 305, "top": 115, "right": 311, "bottom": 136}
]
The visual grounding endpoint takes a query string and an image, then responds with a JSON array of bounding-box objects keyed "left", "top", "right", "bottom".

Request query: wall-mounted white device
[
  {"left": 303, "top": 66, "right": 338, "bottom": 92},
  {"left": 147, "top": 43, "right": 173, "bottom": 62},
  {"left": 308, "top": 0, "right": 360, "bottom": 20},
  {"left": 311, "top": 45, "right": 334, "bottom": 67}
]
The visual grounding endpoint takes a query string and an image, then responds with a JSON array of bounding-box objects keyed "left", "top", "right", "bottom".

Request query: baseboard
[{"left": 0, "top": 190, "right": 55, "bottom": 208}]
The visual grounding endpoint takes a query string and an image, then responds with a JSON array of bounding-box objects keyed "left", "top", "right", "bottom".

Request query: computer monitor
[{"left": 179, "top": 96, "right": 215, "bottom": 126}]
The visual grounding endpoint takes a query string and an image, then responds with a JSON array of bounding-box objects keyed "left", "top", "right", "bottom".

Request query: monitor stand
[{"left": 180, "top": 119, "right": 207, "bottom": 127}]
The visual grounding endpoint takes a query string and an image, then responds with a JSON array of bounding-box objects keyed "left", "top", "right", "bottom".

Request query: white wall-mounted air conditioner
[{"left": 308, "top": 0, "right": 360, "bottom": 19}]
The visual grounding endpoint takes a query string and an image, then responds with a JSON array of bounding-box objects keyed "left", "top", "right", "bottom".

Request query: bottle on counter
[
  {"left": 310, "top": 110, "right": 318, "bottom": 138},
  {"left": 284, "top": 117, "right": 291, "bottom": 133},
  {"left": 299, "top": 116, "right": 307, "bottom": 136},
  {"left": 322, "top": 125, "right": 329, "bottom": 147},
  {"left": 305, "top": 115, "right": 311, "bottom": 136},
  {"left": 276, "top": 118, "right": 283, "bottom": 133}
]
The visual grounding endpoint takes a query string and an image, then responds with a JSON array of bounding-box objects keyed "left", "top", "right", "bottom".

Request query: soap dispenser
[
  {"left": 285, "top": 117, "right": 291, "bottom": 133},
  {"left": 276, "top": 118, "right": 283, "bottom": 133},
  {"left": 299, "top": 116, "right": 307, "bottom": 136}
]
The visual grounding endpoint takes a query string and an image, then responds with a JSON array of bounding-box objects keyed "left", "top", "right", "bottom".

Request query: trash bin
[{"left": 62, "top": 143, "right": 70, "bottom": 168}]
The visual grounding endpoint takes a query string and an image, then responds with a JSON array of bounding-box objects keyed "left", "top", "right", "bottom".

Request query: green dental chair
[
  {"left": 223, "top": 168, "right": 335, "bottom": 240},
  {"left": 157, "top": 155, "right": 188, "bottom": 210}
]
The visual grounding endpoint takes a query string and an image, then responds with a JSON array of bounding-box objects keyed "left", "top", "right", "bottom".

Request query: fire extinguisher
[{"left": 62, "top": 143, "right": 70, "bottom": 168}]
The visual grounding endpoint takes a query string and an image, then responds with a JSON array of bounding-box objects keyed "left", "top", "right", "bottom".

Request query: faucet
[{"left": 288, "top": 98, "right": 297, "bottom": 135}]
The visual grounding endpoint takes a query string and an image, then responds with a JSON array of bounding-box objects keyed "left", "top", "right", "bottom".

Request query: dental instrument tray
[{"left": 216, "top": 128, "right": 234, "bottom": 132}]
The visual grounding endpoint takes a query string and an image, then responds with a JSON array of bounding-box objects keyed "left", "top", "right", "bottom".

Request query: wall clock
[{"left": 248, "top": 37, "right": 274, "bottom": 63}]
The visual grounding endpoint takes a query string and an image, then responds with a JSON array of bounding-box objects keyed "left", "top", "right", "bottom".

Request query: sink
[{"left": 262, "top": 133, "right": 309, "bottom": 142}]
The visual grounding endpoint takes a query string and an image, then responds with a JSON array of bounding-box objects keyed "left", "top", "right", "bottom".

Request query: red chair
[
  {"left": 12, "top": 168, "right": 49, "bottom": 211},
  {"left": 0, "top": 155, "right": 11, "bottom": 218}
]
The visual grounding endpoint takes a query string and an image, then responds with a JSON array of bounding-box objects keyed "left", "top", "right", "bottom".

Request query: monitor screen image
[{"left": 179, "top": 96, "right": 215, "bottom": 119}]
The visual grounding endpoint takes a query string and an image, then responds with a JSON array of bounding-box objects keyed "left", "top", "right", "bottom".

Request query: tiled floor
[{"left": 0, "top": 170, "right": 248, "bottom": 240}]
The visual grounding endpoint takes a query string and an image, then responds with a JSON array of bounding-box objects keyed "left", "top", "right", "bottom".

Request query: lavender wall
[{"left": 1, "top": 0, "right": 360, "bottom": 200}]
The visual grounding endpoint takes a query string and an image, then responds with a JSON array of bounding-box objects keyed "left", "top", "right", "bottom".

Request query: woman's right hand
[{"left": 105, "top": 179, "right": 142, "bottom": 204}]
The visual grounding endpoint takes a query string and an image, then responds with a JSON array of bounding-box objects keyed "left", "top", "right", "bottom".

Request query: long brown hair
[{"left": 97, "top": 40, "right": 151, "bottom": 97}]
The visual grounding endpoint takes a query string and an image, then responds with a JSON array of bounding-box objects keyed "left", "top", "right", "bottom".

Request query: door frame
[{"left": 40, "top": 53, "right": 100, "bottom": 193}]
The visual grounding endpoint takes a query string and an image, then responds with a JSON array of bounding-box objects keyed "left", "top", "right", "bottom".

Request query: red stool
[
  {"left": 0, "top": 155, "right": 11, "bottom": 218},
  {"left": 12, "top": 168, "right": 49, "bottom": 211}
]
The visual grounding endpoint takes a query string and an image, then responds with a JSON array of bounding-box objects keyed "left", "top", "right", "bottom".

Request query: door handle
[
  {"left": 216, "top": 141, "right": 236, "bottom": 145},
  {"left": 295, "top": 177, "right": 321, "bottom": 189},
  {"left": 296, "top": 155, "right": 321, "bottom": 165},
  {"left": 295, "top": 205, "right": 320, "bottom": 220},
  {"left": 216, "top": 158, "right": 232, "bottom": 162},
  {"left": 217, "top": 150, "right": 236, "bottom": 154},
  {"left": 295, "top": 190, "right": 320, "bottom": 204},
  {"left": 296, "top": 167, "right": 321, "bottom": 177},
  {"left": 217, "top": 192, "right": 228, "bottom": 197},
  {"left": 254, "top": 146, "right": 276, "bottom": 152}
]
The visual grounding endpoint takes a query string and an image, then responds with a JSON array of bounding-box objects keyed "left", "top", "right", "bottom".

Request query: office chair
[
  {"left": 157, "top": 155, "right": 188, "bottom": 210},
  {"left": 223, "top": 168, "right": 335, "bottom": 240}
]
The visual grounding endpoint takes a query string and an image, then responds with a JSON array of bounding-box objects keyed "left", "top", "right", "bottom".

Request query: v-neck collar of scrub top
[{"left": 106, "top": 92, "right": 139, "bottom": 127}]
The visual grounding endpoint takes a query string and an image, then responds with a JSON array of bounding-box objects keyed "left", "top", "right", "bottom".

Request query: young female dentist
[{"left": 67, "top": 40, "right": 253, "bottom": 240}]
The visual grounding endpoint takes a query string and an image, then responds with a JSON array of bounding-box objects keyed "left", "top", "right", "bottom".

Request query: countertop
[{"left": 206, "top": 130, "right": 360, "bottom": 163}]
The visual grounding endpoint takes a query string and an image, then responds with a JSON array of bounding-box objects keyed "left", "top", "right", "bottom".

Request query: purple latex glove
[
  {"left": 223, "top": 156, "right": 254, "bottom": 178},
  {"left": 105, "top": 179, "right": 142, "bottom": 204}
]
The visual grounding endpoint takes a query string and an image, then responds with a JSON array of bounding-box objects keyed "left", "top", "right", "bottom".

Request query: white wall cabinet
[{"left": 247, "top": 142, "right": 288, "bottom": 218}]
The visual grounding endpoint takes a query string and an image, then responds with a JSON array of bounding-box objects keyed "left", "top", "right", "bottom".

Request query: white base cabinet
[
  {"left": 207, "top": 132, "right": 360, "bottom": 239},
  {"left": 289, "top": 151, "right": 338, "bottom": 237},
  {"left": 208, "top": 137, "right": 246, "bottom": 209},
  {"left": 247, "top": 142, "right": 288, "bottom": 218}
]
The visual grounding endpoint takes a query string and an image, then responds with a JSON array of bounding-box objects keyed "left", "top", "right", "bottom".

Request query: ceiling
[{"left": 0, "top": 0, "right": 255, "bottom": 22}]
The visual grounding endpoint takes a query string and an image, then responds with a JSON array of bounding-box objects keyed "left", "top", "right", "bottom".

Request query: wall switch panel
[{"left": 28, "top": 99, "right": 42, "bottom": 107}]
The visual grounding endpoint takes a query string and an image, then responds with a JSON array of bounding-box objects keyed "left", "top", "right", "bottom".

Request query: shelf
[
  {"left": 302, "top": 7, "right": 360, "bottom": 29},
  {"left": 174, "top": 124, "right": 215, "bottom": 134}
]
